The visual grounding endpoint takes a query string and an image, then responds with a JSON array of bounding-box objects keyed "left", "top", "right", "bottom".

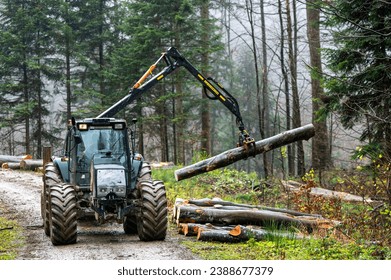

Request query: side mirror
[{"left": 74, "top": 134, "right": 82, "bottom": 145}]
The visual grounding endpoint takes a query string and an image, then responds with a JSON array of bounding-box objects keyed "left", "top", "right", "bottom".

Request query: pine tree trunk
[
  {"left": 260, "top": 0, "right": 272, "bottom": 177},
  {"left": 65, "top": 2, "right": 72, "bottom": 122},
  {"left": 23, "top": 62, "right": 30, "bottom": 156},
  {"left": 287, "top": 0, "right": 305, "bottom": 177},
  {"left": 278, "top": 0, "right": 293, "bottom": 178},
  {"left": 200, "top": 0, "right": 211, "bottom": 155},
  {"left": 306, "top": 0, "right": 332, "bottom": 172}
]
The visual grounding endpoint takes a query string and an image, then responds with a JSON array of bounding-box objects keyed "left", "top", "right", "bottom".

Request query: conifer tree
[
  {"left": 0, "top": 0, "right": 62, "bottom": 157},
  {"left": 323, "top": 0, "right": 391, "bottom": 159}
]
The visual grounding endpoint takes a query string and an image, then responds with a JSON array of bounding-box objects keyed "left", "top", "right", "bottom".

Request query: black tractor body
[{"left": 41, "top": 118, "right": 167, "bottom": 245}]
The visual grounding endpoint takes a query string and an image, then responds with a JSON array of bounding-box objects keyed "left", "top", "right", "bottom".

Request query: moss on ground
[{"left": 0, "top": 216, "right": 24, "bottom": 260}]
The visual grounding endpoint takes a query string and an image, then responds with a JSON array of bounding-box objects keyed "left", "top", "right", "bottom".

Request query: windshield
[
  {"left": 79, "top": 128, "right": 128, "bottom": 162},
  {"left": 70, "top": 127, "right": 129, "bottom": 187}
]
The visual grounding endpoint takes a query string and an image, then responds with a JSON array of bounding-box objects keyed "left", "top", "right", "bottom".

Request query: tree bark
[
  {"left": 260, "top": 0, "right": 272, "bottom": 177},
  {"left": 200, "top": 0, "right": 211, "bottom": 155},
  {"left": 175, "top": 124, "right": 315, "bottom": 181},
  {"left": 306, "top": 0, "right": 332, "bottom": 173},
  {"left": 0, "top": 155, "right": 26, "bottom": 164},
  {"left": 278, "top": 0, "right": 293, "bottom": 178},
  {"left": 178, "top": 223, "right": 200, "bottom": 236},
  {"left": 197, "top": 228, "right": 241, "bottom": 242},
  {"left": 197, "top": 224, "right": 302, "bottom": 242},
  {"left": 20, "top": 159, "right": 43, "bottom": 170},
  {"left": 185, "top": 198, "right": 322, "bottom": 218},
  {"left": 1, "top": 162, "right": 21, "bottom": 170},
  {"left": 283, "top": 180, "right": 376, "bottom": 204}
]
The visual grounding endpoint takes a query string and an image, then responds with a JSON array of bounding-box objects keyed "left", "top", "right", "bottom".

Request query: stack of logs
[
  {"left": 173, "top": 198, "right": 339, "bottom": 243},
  {"left": 0, "top": 155, "right": 44, "bottom": 171}
]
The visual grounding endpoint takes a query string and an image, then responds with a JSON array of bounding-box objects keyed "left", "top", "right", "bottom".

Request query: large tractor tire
[
  {"left": 136, "top": 180, "right": 167, "bottom": 241},
  {"left": 41, "top": 163, "right": 62, "bottom": 236},
  {"left": 48, "top": 183, "right": 78, "bottom": 245},
  {"left": 124, "top": 161, "right": 152, "bottom": 234}
]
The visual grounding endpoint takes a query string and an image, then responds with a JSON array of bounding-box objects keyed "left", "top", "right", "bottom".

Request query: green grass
[
  {"left": 182, "top": 236, "right": 390, "bottom": 260},
  {"left": 153, "top": 167, "right": 268, "bottom": 207},
  {"left": 0, "top": 216, "right": 23, "bottom": 260}
]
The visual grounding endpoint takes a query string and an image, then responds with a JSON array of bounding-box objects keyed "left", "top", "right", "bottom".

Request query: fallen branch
[
  {"left": 0, "top": 227, "right": 14, "bottom": 231},
  {"left": 175, "top": 124, "right": 315, "bottom": 181}
]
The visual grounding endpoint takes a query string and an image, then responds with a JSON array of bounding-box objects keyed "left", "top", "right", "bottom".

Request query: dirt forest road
[{"left": 0, "top": 169, "right": 197, "bottom": 260}]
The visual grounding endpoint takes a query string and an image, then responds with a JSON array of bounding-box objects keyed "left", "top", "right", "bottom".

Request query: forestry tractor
[{"left": 41, "top": 47, "right": 254, "bottom": 245}]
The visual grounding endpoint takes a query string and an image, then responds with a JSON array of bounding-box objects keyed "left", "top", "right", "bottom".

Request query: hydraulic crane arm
[{"left": 97, "top": 47, "right": 254, "bottom": 147}]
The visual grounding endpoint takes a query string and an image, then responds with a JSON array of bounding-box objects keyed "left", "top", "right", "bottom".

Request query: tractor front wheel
[
  {"left": 48, "top": 183, "right": 78, "bottom": 245},
  {"left": 42, "top": 162, "right": 62, "bottom": 236}
]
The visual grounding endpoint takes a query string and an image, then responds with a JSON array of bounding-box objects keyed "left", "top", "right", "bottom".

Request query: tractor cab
[{"left": 55, "top": 118, "right": 138, "bottom": 194}]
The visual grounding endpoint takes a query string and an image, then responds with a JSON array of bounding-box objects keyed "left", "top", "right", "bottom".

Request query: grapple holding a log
[{"left": 175, "top": 124, "right": 315, "bottom": 181}]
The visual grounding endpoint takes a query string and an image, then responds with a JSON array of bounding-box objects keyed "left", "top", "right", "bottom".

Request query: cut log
[
  {"left": 196, "top": 225, "right": 300, "bottom": 242},
  {"left": 1, "top": 162, "right": 20, "bottom": 170},
  {"left": 174, "top": 124, "right": 315, "bottom": 181},
  {"left": 0, "top": 155, "right": 31, "bottom": 165},
  {"left": 178, "top": 223, "right": 233, "bottom": 236},
  {"left": 283, "top": 180, "right": 376, "bottom": 204},
  {"left": 178, "top": 223, "right": 197, "bottom": 236},
  {"left": 229, "top": 225, "right": 300, "bottom": 240},
  {"left": 20, "top": 159, "right": 43, "bottom": 171},
  {"left": 197, "top": 228, "right": 242, "bottom": 242},
  {"left": 176, "top": 204, "right": 335, "bottom": 232},
  {"left": 187, "top": 198, "right": 323, "bottom": 218}
]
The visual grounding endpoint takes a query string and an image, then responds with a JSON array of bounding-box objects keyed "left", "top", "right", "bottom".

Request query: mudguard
[
  {"left": 130, "top": 156, "right": 143, "bottom": 190},
  {"left": 53, "top": 157, "right": 70, "bottom": 183}
]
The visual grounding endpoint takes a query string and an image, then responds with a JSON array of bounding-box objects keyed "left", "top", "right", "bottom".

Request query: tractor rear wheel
[
  {"left": 42, "top": 162, "right": 62, "bottom": 236},
  {"left": 48, "top": 183, "right": 78, "bottom": 245},
  {"left": 137, "top": 180, "right": 167, "bottom": 241},
  {"left": 124, "top": 161, "right": 153, "bottom": 234}
]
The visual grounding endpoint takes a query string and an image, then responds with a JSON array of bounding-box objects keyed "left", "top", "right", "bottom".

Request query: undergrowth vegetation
[
  {"left": 153, "top": 163, "right": 391, "bottom": 260},
  {"left": 0, "top": 215, "right": 23, "bottom": 260}
]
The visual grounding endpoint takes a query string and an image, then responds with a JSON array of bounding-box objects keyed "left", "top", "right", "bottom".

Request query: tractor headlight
[
  {"left": 78, "top": 123, "right": 88, "bottom": 130},
  {"left": 98, "top": 186, "right": 108, "bottom": 196},
  {"left": 114, "top": 187, "right": 125, "bottom": 193}
]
